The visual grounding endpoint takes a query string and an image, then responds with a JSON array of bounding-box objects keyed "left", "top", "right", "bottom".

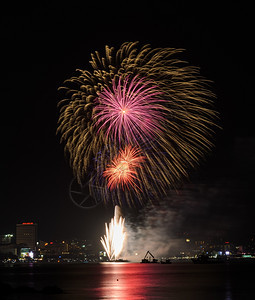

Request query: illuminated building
[
  {"left": 0, "top": 234, "right": 14, "bottom": 245},
  {"left": 39, "top": 240, "right": 69, "bottom": 257},
  {"left": 16, "top": 222, "right": 38, "bottom": 250}
]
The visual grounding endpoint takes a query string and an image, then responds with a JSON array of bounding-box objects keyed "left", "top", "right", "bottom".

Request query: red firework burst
[
  {"left": 103, "top": 145, "right": 146, "bottom": 190},
  {"left": 94, "top": 75, "right": 166, "bottom": 143}
]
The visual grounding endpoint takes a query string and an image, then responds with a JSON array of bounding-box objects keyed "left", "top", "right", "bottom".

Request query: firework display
[
  {"left": 103, "top": 145, "right": 146, "bottom": 191},
  {"left": 100, "top": 206, "right": 126, "bottom": 261},
  {"left": 57, "top": 41, "right": 217, "bottom": 207},
  {"left": 94, "top": 75, "right": 166, "bottom": 144}
]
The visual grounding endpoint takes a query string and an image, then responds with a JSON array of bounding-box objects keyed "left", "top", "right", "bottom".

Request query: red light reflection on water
[
  {"left": 95, "top": 263, "right": 171, "bottom": 299},
  {"left": 92, "top": 263, "right": 237, "bottom": 300}
]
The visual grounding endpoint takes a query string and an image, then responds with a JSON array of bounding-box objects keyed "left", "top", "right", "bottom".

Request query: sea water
[{"left": 1, "top": 262, "right": 254, "bottom": 299}]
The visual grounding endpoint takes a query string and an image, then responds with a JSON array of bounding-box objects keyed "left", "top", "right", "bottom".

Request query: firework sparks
[
  {"left": 103, "top": 145, "right": 145, "bottom": 190},
  {"left": 100, "top": 206, "right": 126, "bottom": 261},
  {"left": 94, "top": 75, "right": 166, "bottom": 144},
  {"left": 57, "top": 41, "right": 219, "bottom": 207}
]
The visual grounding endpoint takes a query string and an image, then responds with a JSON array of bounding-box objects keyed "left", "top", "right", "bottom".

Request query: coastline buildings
[
  {"left": 37, "top": 239, "right": 97, "bottom": 262},
  {"left": 0, "top": 221, "right": 255, "bottom": 262},
  {"left": 16, "top": 222, "right": 38, "bottom": 250},
  {"left": 0, "top": 234, "right": 17, "bottom": 257},
  {"left": 0, "top": 234, "right": 14, "bottom": 245}
]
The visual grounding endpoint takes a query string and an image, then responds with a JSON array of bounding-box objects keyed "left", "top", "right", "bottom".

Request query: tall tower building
[{"left": 16, "top": 222, "right": 38, "bottom": 250}]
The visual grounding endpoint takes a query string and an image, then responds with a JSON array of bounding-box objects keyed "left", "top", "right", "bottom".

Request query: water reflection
[
  {"left": 225, "top": 279, "right": 232, "bottom": 300},
  {"left": 94, "top": 263, "right": 238, "bottom": 300},
  {"left": 99, "top": 263, "right": 147, "bottom": 299},
  {"left": 97, "top": 263, "right": 149, "bottom": 299},
  {"left": 1, "top": 262, "right": 254, "bottom": 299},
  {"left": 96, "top": 263, "right": 182, "bottom": 299}
]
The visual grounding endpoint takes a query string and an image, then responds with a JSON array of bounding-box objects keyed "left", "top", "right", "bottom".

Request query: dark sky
[{"left": 1, "top": 2, "right": 254, "bottom": 244}]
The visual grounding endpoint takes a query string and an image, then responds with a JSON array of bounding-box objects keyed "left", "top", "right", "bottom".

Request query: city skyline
[{"left": 1, "top": 221, "right": 255, "bottom": 263}]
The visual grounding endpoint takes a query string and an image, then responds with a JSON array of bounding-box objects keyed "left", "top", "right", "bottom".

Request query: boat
[
  {"left": 141, "top": 251, "right": 158, "bottom": 263},
  {"left": 114, "top": 259, "right": 129, "bottom": 262},
  {"left": 160, "top": 259, "right": 171, "bottom": 264},
  {"left": 192, "top": 255, "right": 226, "bottom": 264}
]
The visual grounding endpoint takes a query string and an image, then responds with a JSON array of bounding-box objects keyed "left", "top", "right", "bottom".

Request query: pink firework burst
[
  {"left": 94, "top": 75, "right": 166, "bottom": 143},
  {"left": 103, "top": 145, "right": 146, "bottom": 190}
]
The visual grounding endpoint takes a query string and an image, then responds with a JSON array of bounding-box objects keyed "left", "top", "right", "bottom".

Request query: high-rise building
[{"left": 16, "top": 222, "right": 38, "bottom": 250}]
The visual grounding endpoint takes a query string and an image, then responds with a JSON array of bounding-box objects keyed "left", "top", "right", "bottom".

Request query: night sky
[{"left": 1, "top": 2, "right": 254, "bottom": 244}]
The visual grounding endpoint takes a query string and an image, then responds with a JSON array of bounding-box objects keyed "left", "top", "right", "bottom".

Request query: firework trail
[
  {"left": 100, "top": 206, "right": 126, "bottom": 261},
  {"left": 57, "top": 41, "right": 218, "bottom": 207}
]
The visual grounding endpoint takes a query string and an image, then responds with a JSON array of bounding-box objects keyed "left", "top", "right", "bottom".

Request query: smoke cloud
[
  {"left": 123, "top": 201, "right": 186, "bottom": 261},
  {"left": 122, "top": 136, "right": 255, "bottom": 262},
  {"left": 118, "top": 137, "right": 255, "bottom": 262}
]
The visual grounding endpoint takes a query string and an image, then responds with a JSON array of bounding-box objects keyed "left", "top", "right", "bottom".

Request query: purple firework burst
[{"left": 94, "top": 75, "right": 167, "bottom": 144}]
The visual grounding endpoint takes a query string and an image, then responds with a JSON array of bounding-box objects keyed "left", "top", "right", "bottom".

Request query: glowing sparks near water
[
  {"left": 100, "top": 206, "right": 126, "bottom": 261},
  {"left": 103, "top": 145, "right": 146, "bottom": 190}
]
